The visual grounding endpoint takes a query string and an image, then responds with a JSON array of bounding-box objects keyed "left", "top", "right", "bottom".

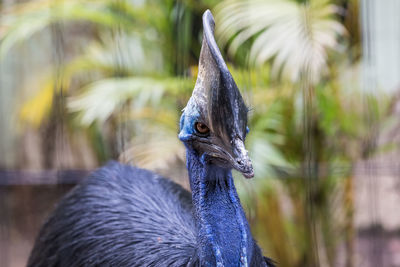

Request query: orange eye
[{"left": 195, "top": 122, "right": 210, "bottom": 135}]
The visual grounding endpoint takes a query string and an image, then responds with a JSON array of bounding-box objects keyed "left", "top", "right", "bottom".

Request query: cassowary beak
[{"left": 231, "top": 138, "right": 254, "bottom": 179}]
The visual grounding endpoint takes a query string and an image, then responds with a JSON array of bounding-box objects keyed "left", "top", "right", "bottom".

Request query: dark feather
[
  {"left": 28, "top": 161, "right": 197, "bottom": 267},
  {"left": 264, "top": 256, "right": 277, "bottom": 267}
]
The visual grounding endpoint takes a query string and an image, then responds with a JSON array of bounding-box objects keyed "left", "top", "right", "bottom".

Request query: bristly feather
[
  {"left": 264, "top": 256, "right": 277, "bottom": 267},
  {"left": 28, "top": 161, "right": 197, "bottom": 267}
]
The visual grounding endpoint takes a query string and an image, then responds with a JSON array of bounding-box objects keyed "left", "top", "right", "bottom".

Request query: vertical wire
[
  {"left": 367, "top": 0, "right": 379, "bottom": 264},
  {"left": 0, "top": 1, "right": 9, "bottom": 266},
  {"left": 114, "top": 0, "right": 124, "bottom": 162},
  {"left": 361, "top": 0, "right": 380, "bottom": 265},
  {"left": 49, "top": 1, "right": 66, "bottom": 180},
  {"left": 301, "top": 3, "right": 319, "bottom": 265},
  {"left": 302, "top": 68, "right": 319, "bottom": 267},
  {"left": 113, "top": 0, "right": 130, "bottom": 163},
  {"left": 396, "top": 0, "right": 400, "bottom": 223}
]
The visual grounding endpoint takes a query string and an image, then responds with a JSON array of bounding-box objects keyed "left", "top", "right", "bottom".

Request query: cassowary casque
[{"left": 28, "top": 10, "right": 274, "bottom": 267}]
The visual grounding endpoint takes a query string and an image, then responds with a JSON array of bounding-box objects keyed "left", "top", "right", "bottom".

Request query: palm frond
[
  {"left": 17, "top": 26, "right": 174, "bottom": 127},
  {"left": 68, "top": 77, "right": 193, "bottom": 125},
  {"left": 215, "top": 0, "right": 346, "bottom": 83},
  {"left": 121, "top": 124, "right": 185, "bottom": 171},
  {"left": 0, "top": 0, "right": 157, "bottom": 58},
  {"left": 248, "top": 132, "right": 291, "bottom": 178}
]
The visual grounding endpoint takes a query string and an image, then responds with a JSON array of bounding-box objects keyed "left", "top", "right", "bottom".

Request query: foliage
[
  {"left": 68, "top": 77, "right": 191, "bottom": 125},
  {"left": 215, "top": 0, "right": 346, "bottom": 84},
  {"left": 0, "top": 0, "right": 159, "bottom": 58}
]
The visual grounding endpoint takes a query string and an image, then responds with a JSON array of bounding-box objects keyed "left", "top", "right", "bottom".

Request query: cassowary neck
[{"left": 186, "top": 149, "right": 254, "bottom": 267}]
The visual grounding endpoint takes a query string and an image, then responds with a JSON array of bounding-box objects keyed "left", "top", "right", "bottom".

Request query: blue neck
[{"left": 186, "top": 149, "right": 254, "bottom": 267}]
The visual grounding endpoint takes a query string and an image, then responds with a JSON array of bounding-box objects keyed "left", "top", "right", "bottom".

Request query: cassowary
[{"left": 28, "top": 10, "right": 274, "bottom": 267}]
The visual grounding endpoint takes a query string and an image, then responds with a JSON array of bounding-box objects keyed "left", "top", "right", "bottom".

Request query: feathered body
[
  {"left": 29, "top": 162, "right": 196, "bottom": 266},
  {"left": 28, "top": 161, "right": 271, "bottom": 266},
  {"left": 28, "top": 10, "right": 274, "bottom": 267}
]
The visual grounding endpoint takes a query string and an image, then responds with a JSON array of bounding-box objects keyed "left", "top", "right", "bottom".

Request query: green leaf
[
  {"left": 68, "top": 77, "right": 192, "bottom": 125},
  {"left": 215, "top": 0, "right": 346, "bottom": 83}
]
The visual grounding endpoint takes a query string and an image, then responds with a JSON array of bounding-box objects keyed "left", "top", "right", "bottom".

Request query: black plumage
[
  {"left": 28, "top": 162, "right": 273, "bottom": 266},
  {"left": 28, "top": 162, "right": 198, "bottom": 266}
]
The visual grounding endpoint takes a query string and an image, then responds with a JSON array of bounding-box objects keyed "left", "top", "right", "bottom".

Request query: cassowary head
[{"left": 179, "top": 10, "right": 253, "bottom": 178}]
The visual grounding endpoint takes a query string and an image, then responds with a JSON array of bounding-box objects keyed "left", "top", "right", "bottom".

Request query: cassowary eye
[{"left": 195, "top": 122, "right": 210, "bottom": 136}]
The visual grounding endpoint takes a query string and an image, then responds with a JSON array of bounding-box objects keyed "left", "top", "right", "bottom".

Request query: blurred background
[{"left": 0, "top": 0, "right": 400, "bottom": 266}]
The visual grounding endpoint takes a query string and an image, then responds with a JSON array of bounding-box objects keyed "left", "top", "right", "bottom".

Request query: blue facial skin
[
  {"left": 178, "top": 101, "right": 254, "bottom": 267},
  {"left": 178, "top": 98, "right": 200, "bottom": 143}
]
